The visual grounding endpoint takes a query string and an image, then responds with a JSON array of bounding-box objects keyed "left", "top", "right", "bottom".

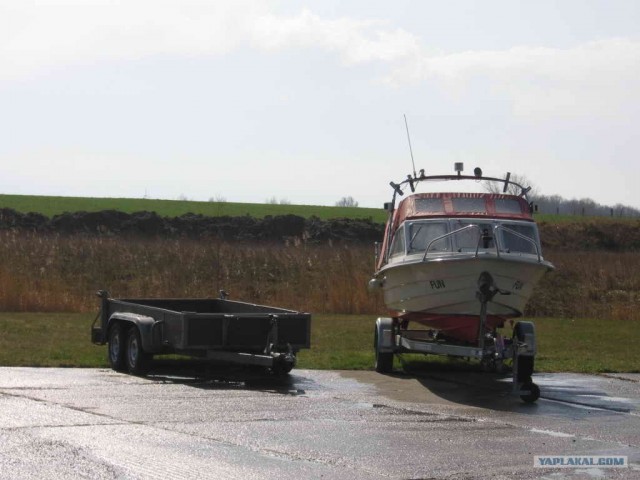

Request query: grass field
[
  {"left": 1, "top": 312, "right": 637, "bottom": 373},
  {"left": 0, "top": 193, "right": 387, "bottom": 222}
]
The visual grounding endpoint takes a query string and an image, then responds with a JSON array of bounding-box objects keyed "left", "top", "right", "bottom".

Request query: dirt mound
[
  {"left": 0, "top": 208, "right": 48, "bottom": 230},
  {"left": 0, "top": 208, "right": 383, "bottom": 243},
  {"left": 2, "top": 207, "right": 638, "bottom": 249}
]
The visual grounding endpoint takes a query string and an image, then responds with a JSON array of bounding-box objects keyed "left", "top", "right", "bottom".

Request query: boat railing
[
  {"left": 422, "top": 224, "right": 542, "bottom": 263},
  {"left": 422, "top": 224, "right": 481, "bottom": 261}
]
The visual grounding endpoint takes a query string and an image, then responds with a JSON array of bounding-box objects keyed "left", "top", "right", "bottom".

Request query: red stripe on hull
[{"left": 396, "top": 311, "right": 510, "bottom": 344}]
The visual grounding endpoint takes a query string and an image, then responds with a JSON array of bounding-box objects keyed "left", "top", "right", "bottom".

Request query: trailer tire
[
  {"left": 125, "top": 326, "right": 152, "bottom": 376},
  {"left": 520, "top": 381, "right": 540, "bottom": 403},
  {"left": 272, "top": 354, "right": 295, "bottom": 376},
  {"left": 513, "top": 322, "right": 535, "bottom": 383},
  {"left": 107, "top": 323, "right": 127, "bottom": 372},
  {"left": 375, "top": 349, "right": 393, "bottom": 373}
]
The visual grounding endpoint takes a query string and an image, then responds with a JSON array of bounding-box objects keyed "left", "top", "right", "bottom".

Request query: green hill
[{"left": 0, "top": 194, "right": 387, "bottom": 222}]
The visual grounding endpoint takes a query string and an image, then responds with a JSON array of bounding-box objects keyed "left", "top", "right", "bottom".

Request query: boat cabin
[{"left": 379, "top": 193, "right": 542, "bottom": 269}]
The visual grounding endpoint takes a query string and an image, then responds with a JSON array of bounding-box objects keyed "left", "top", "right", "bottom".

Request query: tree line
[
  {"left": 532, "top": 194, "right": 640, "bottom": 218},
  {"left": 485, "top": 174, "right": 640, "bottom": 218}
]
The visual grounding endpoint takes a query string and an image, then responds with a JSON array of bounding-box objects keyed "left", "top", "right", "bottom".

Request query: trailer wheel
[
  {"left": 272, "top": 354, "right": 296, "bottom": 376},
  {"left": 374, "top": 319, "right": 394, "bottom": 373},
  {"left": 513, "top": 322, "right": 535, "bottom": 383},
  {"left": 107, "top": 323, "right": 127, "bottom": 372},
  {"left": 125, "top": 326, "right": 152, "bottom": 376},
  {"left": 520, "top": 381, "right": 541, "bottom": 403},
  {"left": 375, "top": 345, "right": 393, "bottom": 373}
]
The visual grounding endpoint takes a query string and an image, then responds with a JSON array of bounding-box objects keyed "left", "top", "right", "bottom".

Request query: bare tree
[
  {"left": 265, "top": 197, "right": 291, "bottom": 205},
  {"left": 335, "top": 196, "right": 359, "bottom": 207},
  {"left": 483, "top": 173, "right": 538, "bottom": 199}
]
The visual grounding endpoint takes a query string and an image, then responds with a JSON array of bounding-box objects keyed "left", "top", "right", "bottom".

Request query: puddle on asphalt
[
  {"left": 140, "top": 362, "right": 327, "bottom": 397},
  {"left": 529, "top": 428, "right": 575, "bottom": 438}
]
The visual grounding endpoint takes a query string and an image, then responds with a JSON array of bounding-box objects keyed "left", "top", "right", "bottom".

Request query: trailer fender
[
  {"left": 513, "top": 321, "right": 536, "bottom": 357},
  {"left": 375, "top": 317, "right": 395, "bottom": 353},
  {"left": 107, "top": 313, "right": 159, "bottom": 353}
]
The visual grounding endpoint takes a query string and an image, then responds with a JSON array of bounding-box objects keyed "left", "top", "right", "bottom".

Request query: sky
[{"left": 1, "top": 0, "right": 639, "bottom": 209}]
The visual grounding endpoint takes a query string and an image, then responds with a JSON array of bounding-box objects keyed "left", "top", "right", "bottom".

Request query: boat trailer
[{"left": 374, "top": 271, "right": 541, "bottom": 403}]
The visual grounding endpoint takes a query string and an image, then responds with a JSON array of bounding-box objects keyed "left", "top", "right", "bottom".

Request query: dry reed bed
[
  {"left": 527, "top": 251, "right": 640, "bottom": 321},
  {"left": 0, "top": 231, "right": 383, "bottom": 314},
  {"left": 0, "top": 231, "right": 638, "bottom": 320}
]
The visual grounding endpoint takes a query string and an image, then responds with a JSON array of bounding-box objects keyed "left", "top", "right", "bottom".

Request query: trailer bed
[{"left": 92, "top": 291, "right": 311, "bottom": 375}]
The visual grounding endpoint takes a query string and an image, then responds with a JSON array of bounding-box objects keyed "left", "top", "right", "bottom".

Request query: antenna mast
[{"left": 404, "top": 114, "right": 417, "bottom": 178}]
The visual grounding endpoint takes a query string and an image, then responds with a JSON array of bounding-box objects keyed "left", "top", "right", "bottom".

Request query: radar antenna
[{"left": 404, "top": 114, "right": 417, "bottom": 179}]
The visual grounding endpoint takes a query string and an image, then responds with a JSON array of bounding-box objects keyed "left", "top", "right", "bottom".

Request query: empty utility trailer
[{"left": 92, "top": 290, "right": 311, "bottom": 375}]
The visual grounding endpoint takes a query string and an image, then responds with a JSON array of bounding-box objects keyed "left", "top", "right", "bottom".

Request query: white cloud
[
  {"left": 3, "top": 0, "right": 637, "bottom": 121},
  {"left": 386, "top": 38, "right": 640, "bottom": 118},
  {"left": 2, "top": 1, "right": 639, "bottom": 135},
  {"left": 0, "top": 0, "right": 268, "bottom": 80},
  {"left": 250, "top": 9, "right": 421, "bottom": 65},
  {"left": 0, "top": 1, "right": 421, "bottom": 81}
]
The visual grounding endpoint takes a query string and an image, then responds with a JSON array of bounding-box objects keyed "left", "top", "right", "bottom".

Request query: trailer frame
[
  {"left": 374, "top": 287, "right": 540, "bottom": 403},
  {"left": 92, "top": 290, "right": 311, "bottom": 376}
]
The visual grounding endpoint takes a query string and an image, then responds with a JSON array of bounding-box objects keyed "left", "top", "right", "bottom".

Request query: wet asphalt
[{"left": 0, "top": 365, "right": 639, "bottom": 479}]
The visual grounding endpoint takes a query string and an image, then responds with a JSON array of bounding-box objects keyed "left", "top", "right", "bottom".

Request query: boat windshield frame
[{"left": 391, "top": 218, "right": 543, "bottom": 263}]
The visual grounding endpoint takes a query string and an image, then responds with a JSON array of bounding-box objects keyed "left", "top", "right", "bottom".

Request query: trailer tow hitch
[{"left": 263, "top": 315, "right": 296, "bottom": 374}]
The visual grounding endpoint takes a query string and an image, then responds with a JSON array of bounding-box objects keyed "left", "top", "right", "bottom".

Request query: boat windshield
[
  {"left": 451, "top": 220, "right": 495, "bottom": 251},
  {"left": 389, "top": 225, "right": 406, "bottom": 258},
  {"left": 396, "top": 219, "right": 540, "bottom": 258},
  {"left": 408, "top": 222, "right": 450, "bottom": 253},
  {"left": 498, "top": 223, "right": 538, "bottom": 254}
]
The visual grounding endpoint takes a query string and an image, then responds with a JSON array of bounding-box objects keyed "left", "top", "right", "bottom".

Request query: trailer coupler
[{"left": 264, "top": 314, "right": 280, "bottom": 355}]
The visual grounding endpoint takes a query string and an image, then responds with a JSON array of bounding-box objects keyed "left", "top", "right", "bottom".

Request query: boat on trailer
[{"left": 368, "top": 163, "right": 555, "bottom": 402}]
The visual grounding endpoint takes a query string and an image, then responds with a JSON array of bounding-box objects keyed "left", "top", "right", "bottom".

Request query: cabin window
[
  {"left": 415, "top": 197, "right": 445, "bottom": 214},
  {"left": 389, "top": 225, "right": 406, "bottom": 257},
  {"left": 452, "top": 221, "right": 495, "bottom": 251},
  {"left": 408, "top": 222, "right": 449, "bottom": 253},
  {"left": 495, "top": 198, "right": 523, "bottom": 215},
  {"left": 499, "top": 223, "right": 538, "bottom": 254},
  {"left": 451, "top": 197, "right": 486, "bottom": 213}
]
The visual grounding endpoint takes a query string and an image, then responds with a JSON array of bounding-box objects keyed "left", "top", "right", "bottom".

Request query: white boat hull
[{"left": 376, "top": 253, "right": 553, "bottom": 318}]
